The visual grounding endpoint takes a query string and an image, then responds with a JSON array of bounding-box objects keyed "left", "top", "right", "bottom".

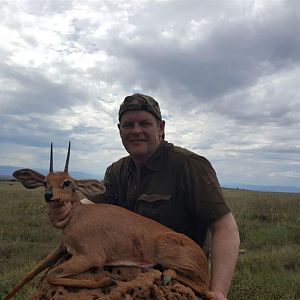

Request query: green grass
[
  {"left": 223, "top": 188, "right": 300, "bottom": 299},
  {"left": 0, "top": 182, "right": 299, "bottom": 299},
  {"left": 0, "top": 181, "right": 61, "bottom": 299}
]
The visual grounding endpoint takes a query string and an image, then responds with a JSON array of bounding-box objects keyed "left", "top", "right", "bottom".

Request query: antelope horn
[
  {"left": 64, "top": 141, "right": 71, "bottom": 172},
  {"left": 49, "top": 142, "right": 54, "bottom": 173}
]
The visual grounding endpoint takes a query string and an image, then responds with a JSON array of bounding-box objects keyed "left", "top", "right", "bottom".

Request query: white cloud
[{"left": 0, "top": 0, "right": 299, "bottom": 188}]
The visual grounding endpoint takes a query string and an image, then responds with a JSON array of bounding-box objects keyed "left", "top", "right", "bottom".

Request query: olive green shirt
[{"left": 92, "top": 140, "right": 230, "bottom": 247}]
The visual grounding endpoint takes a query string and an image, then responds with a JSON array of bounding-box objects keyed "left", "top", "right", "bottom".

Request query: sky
[{"left": 0, "top": 0, "right": 299, "bottom": 188}]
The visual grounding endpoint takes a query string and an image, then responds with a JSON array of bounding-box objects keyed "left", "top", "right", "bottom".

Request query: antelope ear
[
  {"left": 74, "top": 179, "right": 106, "bottom": 197},
  {"left": 13, "top": 169, "right": 45, "bottom": 189}
]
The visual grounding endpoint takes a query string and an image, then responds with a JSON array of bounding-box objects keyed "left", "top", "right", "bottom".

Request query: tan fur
[{"left": 4, "top": 165, "right": 214, "bottom": 300}]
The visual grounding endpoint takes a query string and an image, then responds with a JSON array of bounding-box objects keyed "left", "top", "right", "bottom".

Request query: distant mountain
[
  {"left": 224, "top": 183, "right": 300, "bottom": 194},
  {"left": 0, "top": 166, "right": 19, "bottom": 177},
  {"left": 0, "top": 166, "right": 103, "bottom": 180},
  {"left": 1, "top": 166, "right": 299, "bottom": 193},
  {"left": 0, "top": 174, "right": 15, "bottom": 181}
]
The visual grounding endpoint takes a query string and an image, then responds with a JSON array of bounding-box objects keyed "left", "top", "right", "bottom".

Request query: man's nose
[{"left": 132, "top": 123, "right": 142, "bottom": 133}]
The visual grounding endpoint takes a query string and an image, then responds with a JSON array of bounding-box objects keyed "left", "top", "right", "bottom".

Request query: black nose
[{"left": 44, "top": 191, "right": 53, "bottom": 202}]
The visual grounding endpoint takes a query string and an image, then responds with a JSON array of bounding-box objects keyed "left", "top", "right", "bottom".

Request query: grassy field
[{"left": 0, "top": 181, "right": 299, "bottom": 299}]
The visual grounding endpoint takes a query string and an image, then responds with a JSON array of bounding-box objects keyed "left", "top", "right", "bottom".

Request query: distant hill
[
  {"left": 0, "top": 166, "right": 103, "bottom": 180},
  {"left": 1, "top": 166, "right": 299, "bottom": 193},
  {"left": 0, "top": 174, "right": 15, "bottom": 181},
  {"left": 223, "top": 183, "right": 300, "bottom": 194},
  {"left": 0, "top": 166, "right": 19, "bottom": 177}
]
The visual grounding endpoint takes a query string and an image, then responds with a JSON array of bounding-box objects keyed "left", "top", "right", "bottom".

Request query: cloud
[
  {"left": 0, "top": 0, "right": 299, "bottom": 187},
  {"left": 94, "top": 0, "right": 300, "bottom": 103}
]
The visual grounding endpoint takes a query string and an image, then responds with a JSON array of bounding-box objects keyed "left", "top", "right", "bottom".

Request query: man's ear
[
  {"left": 74, "top": 179, "right": 106, "bottom": 197},
  {"left": 159, "top": 120, "right": 165, "bottom": 139},
  {"left": 117, "top": 123, "right": 122, "bottom": 137},
  {"left": 13, "top": 169, "right": 45, "bottom": 189}
]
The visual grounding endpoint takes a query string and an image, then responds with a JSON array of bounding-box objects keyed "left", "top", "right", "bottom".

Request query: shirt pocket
[{"left": 136, "top": 193, "right": 171, "bottom": 224}]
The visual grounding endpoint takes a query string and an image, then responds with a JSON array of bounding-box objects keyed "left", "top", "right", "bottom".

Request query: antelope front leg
[{"left": 47, "top": 271, "right": 115, "bottom": 288}]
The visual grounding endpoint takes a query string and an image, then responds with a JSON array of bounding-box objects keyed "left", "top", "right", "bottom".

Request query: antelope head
[{"left": 13, "top": 142, "right": 106, "bottom": 204}]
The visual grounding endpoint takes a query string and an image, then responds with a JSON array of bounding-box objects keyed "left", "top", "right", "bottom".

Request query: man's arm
[{"left": 208, "top": 212, "right": 240, "bottom": 300}]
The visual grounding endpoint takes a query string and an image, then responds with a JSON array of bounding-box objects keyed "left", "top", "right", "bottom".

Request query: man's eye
[
  {"left": 122, "top": 123, "right": 132, "bottom": 129},
  {"left": 141, "top": 122, "right": 151, "bottom": 127}
]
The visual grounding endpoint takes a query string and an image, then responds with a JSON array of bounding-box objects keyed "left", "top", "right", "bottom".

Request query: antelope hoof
[
  {"left": 161, "top": 269, "right": 176, "bottom": 285},
  {"left": 161, "top": 274, "right": 172, "bottom": 286}
]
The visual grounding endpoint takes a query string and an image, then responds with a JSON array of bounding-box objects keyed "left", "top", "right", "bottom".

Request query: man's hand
[
  {"left": 47, "top": 201, "right": 73, "bottom": 229},
  {"left": 211, "top": 289, "right": 228, "bottom": 300},
  {"left": 80, "top": 198, "right": 95, "bottom": 205}
]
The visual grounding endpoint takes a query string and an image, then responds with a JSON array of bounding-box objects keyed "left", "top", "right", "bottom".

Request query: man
[{"left": 49, "top": 93, "right": 240, "bottom": 300}]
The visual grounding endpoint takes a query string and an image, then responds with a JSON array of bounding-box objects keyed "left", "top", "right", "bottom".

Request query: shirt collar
[{"left": 127, "top": 140, "right": 167, "bottom": 174}]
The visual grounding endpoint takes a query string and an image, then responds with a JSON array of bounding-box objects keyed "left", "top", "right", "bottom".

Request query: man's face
[{"left": 118, "top": 110, "right": 165, "bottom": 163}]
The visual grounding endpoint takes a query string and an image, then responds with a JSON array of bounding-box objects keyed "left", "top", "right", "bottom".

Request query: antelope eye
[{"left": 62, "top": 180, "right": 71, "bottom": 188}]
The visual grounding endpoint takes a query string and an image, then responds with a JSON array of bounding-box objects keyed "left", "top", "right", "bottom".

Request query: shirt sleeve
[{"left": 181, "top": 154, "right": 231, "bottom": 226}]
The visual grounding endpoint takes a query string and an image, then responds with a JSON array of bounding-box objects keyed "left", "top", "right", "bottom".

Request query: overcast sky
[{"left": 0, "top": 0, "right": 299, "bottom": 187}]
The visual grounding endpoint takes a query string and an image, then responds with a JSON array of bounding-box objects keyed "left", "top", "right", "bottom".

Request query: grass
[
  {"left": 223, "top": 188, "right": 300, "bottom": 299},
  {"left": 0, "top": 181, "right": 61, "bottom": 299},
  {"left": 0, "top": 182, "right": 299, "bottom": 299}
]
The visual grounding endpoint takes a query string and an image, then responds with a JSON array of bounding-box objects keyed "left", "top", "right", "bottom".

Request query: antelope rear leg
[
  {"left": 47, "top": 255, "right": 99, "bottom": 278},
  {"left": 162, "top": 269, "right": 215, "bottom": 300},
  {"left": 47, "top": 255, "right": 114, "bottom": 288}
]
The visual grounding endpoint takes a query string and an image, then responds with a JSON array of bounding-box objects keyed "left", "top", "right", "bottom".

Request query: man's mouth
[{"left": 130, "top": 139, "right": 146, "bottom": 143}]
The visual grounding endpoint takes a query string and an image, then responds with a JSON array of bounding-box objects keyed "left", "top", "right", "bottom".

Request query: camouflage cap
[{"left": 119, "top": 93, "right": 162, "bottom": 121}]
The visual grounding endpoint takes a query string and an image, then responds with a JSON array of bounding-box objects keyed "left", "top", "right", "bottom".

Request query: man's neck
[
  {"left": 132, "top": 156, "right": 149, "bottom": 168},
  {"left": 132, "top": 141, "right": 164, "bottom": 168}
]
